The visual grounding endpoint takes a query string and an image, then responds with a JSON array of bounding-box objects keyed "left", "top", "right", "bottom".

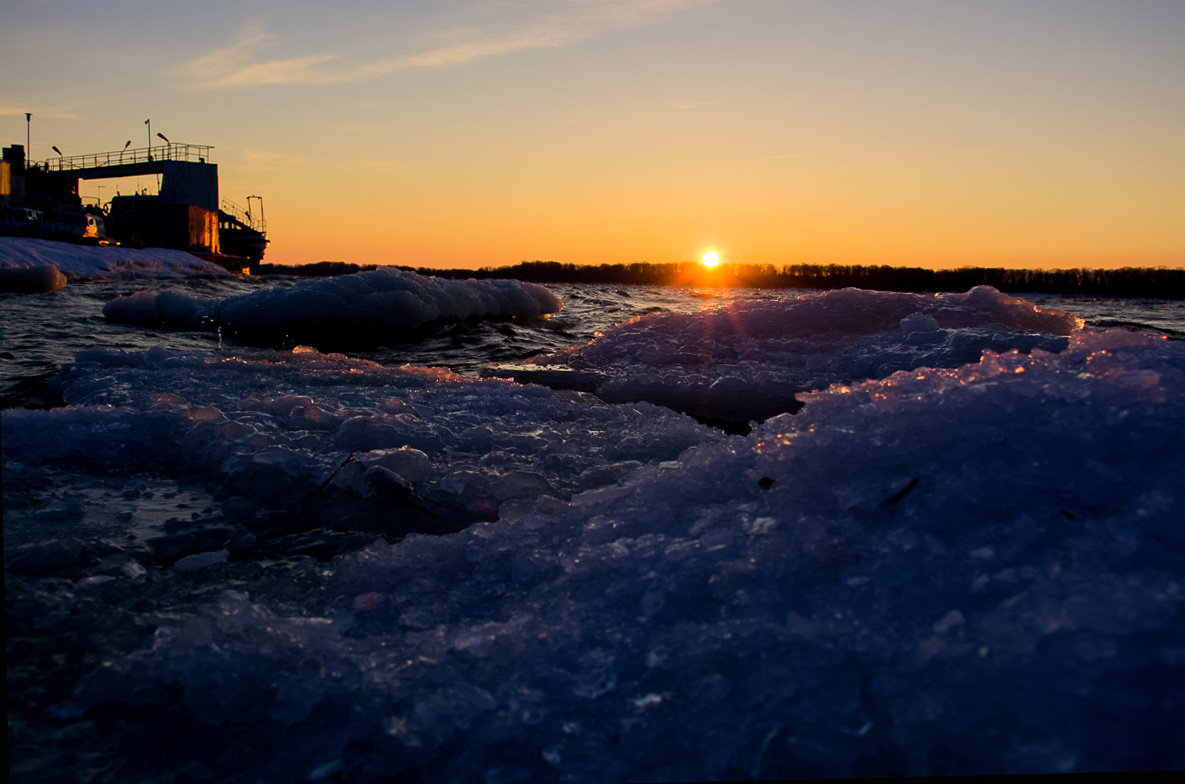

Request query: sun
[{"left": 700, "top": 250, "right": 721, "bottom": 268}]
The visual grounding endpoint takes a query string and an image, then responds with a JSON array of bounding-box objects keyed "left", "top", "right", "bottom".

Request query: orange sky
[{"left": 4, "top": 0, "right": 1184, "bottom": 270}]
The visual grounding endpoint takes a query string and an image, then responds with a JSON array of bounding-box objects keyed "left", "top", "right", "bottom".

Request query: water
[
  {"left": 1025, "top": 292, "right": 1185, "bottom": 336},
  {"left": 4, "top": 273, "right": 1185, "bottom": 782},
  {"left": 0, "top": 280, "right": 779, "bottom": 407},
  {"left": 3, "top": 278, "right": 1179, "bottom": 408}
]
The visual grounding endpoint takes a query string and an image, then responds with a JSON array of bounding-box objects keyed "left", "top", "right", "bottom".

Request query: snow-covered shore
[{"left": 0, "top": 236, "right": 230, "bottom": 290}]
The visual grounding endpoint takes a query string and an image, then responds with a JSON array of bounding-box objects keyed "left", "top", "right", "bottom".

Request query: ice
[
  {"left": 0, "top": 236, "right": 230, "bottom": 283},
  {"left": 173, "top": 549, "right": 229, "bottom": 571},
  {"left": 99, "top": 286, "right": 216, "bottom": 330},
  {"left": 102, "top": 267, "right": 564, "bottom": 344},
  {"left": 6, "top": 276, "right": 1185, "bottom": 781},
  {"left": 497, "top": 286, "right": 1082, "bottom": 426},
  {"left": 6, "top": 323, "right": 1183, "bottom": 780},
  {"left": 0, "top": 262, "right": 67, "bottom": 292},
  {"left": 1, "top": 344, "right": 721, "bottom": 541}
]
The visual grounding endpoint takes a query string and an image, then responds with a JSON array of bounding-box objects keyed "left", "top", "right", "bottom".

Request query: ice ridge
[{"left": 102, "top": 267, "right": 563, "bottom": 344}]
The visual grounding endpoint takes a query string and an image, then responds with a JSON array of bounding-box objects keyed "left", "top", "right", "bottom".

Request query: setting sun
[{"left": 701, "top": 250, "right": 721, "bottom": 268}]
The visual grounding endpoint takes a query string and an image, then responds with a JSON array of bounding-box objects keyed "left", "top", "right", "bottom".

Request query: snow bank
[
  {"left": 103, "top": 267, "right": 564, "bottom": 343},
  {"left": 0, "top": 236, "right": 230, "bottom": 285},
  {"left": 496, "top": 286, "right": 1083, "bottom": 425},
  {"left": 4, "top": 327, "right": 1184, "bottom": 780}
]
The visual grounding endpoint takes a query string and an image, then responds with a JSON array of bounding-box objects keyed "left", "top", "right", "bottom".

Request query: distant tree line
[
  {"left": 259, "top": 259, "right": 1185, "bottom": 298},
  {"left": 256, "top": 261, "right": 378, "bottom": 277},
  {"left": 426, "top": 261, "right": 1185, "bottom": 298}
]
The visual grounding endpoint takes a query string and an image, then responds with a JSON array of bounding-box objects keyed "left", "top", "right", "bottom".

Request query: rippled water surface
[
  {"left": 5, "top": 277, "right": 1180, "bottom": 408},
  {"left": 1, "top": 280, "right": 793, "bottom": 406}
]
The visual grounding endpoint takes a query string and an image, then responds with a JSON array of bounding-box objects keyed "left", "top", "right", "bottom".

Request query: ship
[
  {"left": 217, "top": 196, "right": 269, "bottom": 267},
  {"left": 2, "top": 140, "right": 267, "bottom": 273}
]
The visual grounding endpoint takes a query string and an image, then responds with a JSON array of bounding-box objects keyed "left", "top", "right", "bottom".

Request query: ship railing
[
  {"left": 39, "top": 143, "right": 215, "bottom": 172},
  {"left": 220, "top": 198, "right": 266, "bottom": 233}
]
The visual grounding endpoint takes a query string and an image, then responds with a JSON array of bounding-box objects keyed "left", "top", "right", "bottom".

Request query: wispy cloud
[
  {"left": 176, "top": 23, "right": 341, "bottom": 88},
  {"left": 177, "top": 1, "right": 719, "bottom": 90}
]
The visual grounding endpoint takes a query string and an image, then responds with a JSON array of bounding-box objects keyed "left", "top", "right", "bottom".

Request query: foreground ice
[
  {"left": 4, "top": 321, "right": 1184, "bottom": 781},
  {"left": 102, "top": 267, "right": 564, "bottom": 344},
  {"left": 0, "top": 236, "right": 230, "bottom": 289},
  {"left": 494, "top": 286, "right": 1082, "bottom": 425},
  {"left": 3, "top": 347, "right": 713, "bottom": 533}
]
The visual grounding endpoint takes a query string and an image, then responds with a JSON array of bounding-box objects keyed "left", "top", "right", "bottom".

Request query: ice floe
[
  {"left": 492, "top": 286, "right": 1082, "bottom": 426},
  {"left": 102, "top": 267, "right": 564, "bottom": 343}
]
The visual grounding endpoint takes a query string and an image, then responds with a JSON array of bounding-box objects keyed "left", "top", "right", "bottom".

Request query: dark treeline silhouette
[
  {"left": 260, "top": 259, "right": 1184, "bottom": 298},
  {"left": 422, "top": 261, "right": 1185, "bottom": 298},
  {"left": 256, "top": 260, "right": 378, "bottom": 277}
]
